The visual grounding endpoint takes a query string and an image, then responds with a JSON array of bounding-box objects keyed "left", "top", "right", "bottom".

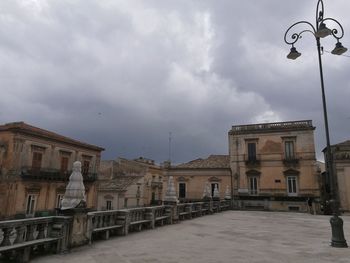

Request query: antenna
[{"left": 168, "top": 132, "right": 172, "bottom": 162}]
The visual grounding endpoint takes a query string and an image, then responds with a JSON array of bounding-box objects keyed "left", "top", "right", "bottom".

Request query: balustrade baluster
[
  {"left": 98, "top": 216, "right": 102, "bottom": 228},
  {"left": 14, "top": 226, "right": 26, "bottom": 244},
  {"left": 37, "top": 223, "right": 46, "bottom": 239},
  {"left": 26, "top": 224, "right": 36, "bottom": 241},
  {"left": 0, "top": 227, "right": 13, "bottom": 246}
]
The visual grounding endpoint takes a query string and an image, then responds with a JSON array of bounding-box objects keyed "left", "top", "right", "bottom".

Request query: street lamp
[{"left": 284, "top": 0, "right": 348, "bottom": 248}]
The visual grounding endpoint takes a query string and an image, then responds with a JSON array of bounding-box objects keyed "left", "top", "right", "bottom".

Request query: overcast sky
[{"left": 0, "top": 0, "right": 349, "bottom": 164}]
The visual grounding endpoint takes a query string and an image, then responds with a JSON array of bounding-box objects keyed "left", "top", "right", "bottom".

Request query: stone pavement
[{"left": 33, "top": 211, "right": 350, "bottom": 263}]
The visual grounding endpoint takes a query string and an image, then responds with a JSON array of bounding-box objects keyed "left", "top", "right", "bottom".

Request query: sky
[{"left": 0, "top": 0, "right": 349, "bottom": 164}]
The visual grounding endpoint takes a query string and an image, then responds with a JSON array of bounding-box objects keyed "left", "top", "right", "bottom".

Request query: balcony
[
  {"left": 151, "top": 181, "right": 163, "bottom": 189},
  {"left": 283, "top": 154, "right": 300, "bottom": 166},
  {"left": 244, "top": 154, "right": 261, "bottom": 167},
  {"left": 230, "top": 120, "right": 314, "bottom": 135},
  {"left": 20, "top": 166, "right": 97, "bottom": 182}
]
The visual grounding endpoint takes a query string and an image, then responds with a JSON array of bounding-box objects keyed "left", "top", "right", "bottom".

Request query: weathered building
[
  {"left": 166, "top": 155, "right": 232, "bottom": 202},
  {"left": 229, "top": 120, "right": 320, "bottom": 212},
  {"left": 97, "top": 157, "right": 163, "bottom": 210},
  {"left": 325, "top": 140, "right": 350, "bottom": 212},
  {"left": 0, "top": 122, "right": 104, "bottom": 219}
]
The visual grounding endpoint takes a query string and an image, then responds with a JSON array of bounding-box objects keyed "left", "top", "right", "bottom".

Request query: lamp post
[{"left": 284, "top": 0, "right": 348, "bottom": 248}]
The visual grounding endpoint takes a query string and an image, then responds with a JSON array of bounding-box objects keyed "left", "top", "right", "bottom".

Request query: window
[
  {"left": 56, "top": 194, "right": 64, "bottom": 208},
  {"left": 247, "top": 143, "right": 257, "bottom": 161},
  {"left": 285, "top": 141, "right": 295, "bottom": 159},
  {"left": 32, "top": 152, "right": 42, "bottom": 171},
  {"left": 179, "top": 183, "right": 186, "bottom": 198},
  {"left": 60, "top": 156, "right": 69, "bottom": 174},
  {"left": 82, "top": 160, "right": 90, "bottom": 176},
  {"left": 106, "top": 200, "right": 112, "bottom": 210},
  {"left": 26, "top": 194, "right": 37, "bottom": 216},
  {"left": 151, "top": 192, "right": 156, "bottom": 201},
  {"left": 249, "top": 177, "right": 258, "bottom": 195},
  {"left": 287, "top": 176, "right": 298, "bottom": 196},
  {"left": 211, "top": 183, "right": 219, "bottom": 197}
]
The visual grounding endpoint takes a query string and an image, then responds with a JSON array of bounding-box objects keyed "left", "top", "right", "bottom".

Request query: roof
[
  {"left": 98, "top": 175, "right": 143, "bottom": 191},
  {"left": 229, "top": 120, "right": 315, "bottom": 135},
  {"left": 175, "top": 155, "right": 230, "bottom": 169},
  {"left": 334, "top": 140, "right": 350, "bottom": 147},
  {"left": 0, "top": 122, "right": 104, "bottom": 151}
]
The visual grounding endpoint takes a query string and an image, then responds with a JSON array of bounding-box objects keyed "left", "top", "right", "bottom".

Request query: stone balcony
[
  {"left": 30, "top": 211, "right": 350, "bottom": 263},
  {"left": 230, "top": 120, "right": 315, "bottom": 135},
  {"left": 20, "top": 167, "right": 97, "bottom": 182}
]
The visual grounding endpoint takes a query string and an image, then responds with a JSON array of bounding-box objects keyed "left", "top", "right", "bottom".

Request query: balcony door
[{"left": 32, "top": 152, "right": 42, "bottom": 172}]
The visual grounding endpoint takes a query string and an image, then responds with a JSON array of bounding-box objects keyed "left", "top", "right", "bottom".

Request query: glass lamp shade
[
  {"left": 331, "top": 42, "right": 348, "bottom": 55},
  {"left": 315, "top": 23, "right": 332, "bottom": 38},
  {"left": 287, "top": 47, "right": 301, "bottom": 60}
]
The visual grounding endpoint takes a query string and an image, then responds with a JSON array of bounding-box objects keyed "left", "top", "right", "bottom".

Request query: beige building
[
  {"left": 97, "top": 157, "right": 163, "bottom": 210},
  {"left": 327, "top": 140, "right": 350, "bottom": 212},
  {"left": 166, "top": 155, "right": 232, "bottom": 202},
  {"left": 0, "top": 122, "right": 104, "bottom": 219},
  {"left": 229, "top": 120, "right": 320, "bottom": 212}
]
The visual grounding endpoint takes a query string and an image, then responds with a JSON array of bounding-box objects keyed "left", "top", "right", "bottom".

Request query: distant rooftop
[
  {"left": 0, "top": 121, "right": 104, "bottom": 151},
  {"left": 229, "top": 120, "right": 315, "bottom": 135},
  {"left": 175, "top": 155, "right": 230, "bottom": 169},
  {"left": 98, "top": 175, "right": 143, "bottom": 191}
]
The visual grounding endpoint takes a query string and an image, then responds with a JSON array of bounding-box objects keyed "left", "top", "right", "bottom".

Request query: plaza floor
[{"left": 33, "top": 211, "right": 350, "bottom": 263}]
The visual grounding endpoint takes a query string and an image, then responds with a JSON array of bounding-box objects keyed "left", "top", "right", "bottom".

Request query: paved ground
[{"left": 33, "top": 211, "right": 350, "bottom": 263}]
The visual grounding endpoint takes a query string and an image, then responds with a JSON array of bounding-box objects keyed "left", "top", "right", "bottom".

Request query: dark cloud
[{"left": 0, "top": 0, "right": 349, "bottom": 163}]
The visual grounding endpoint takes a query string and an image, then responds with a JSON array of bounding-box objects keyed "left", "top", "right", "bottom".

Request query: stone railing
[
  {"left": 230, "top": 120, "right": 313, "bottom": 134},
  {"left": 0, "top": 216, "right": 71, "bottom": 262},
  {"left": 87, "top": 210, "right": 129, "bottom": 244},
  {"left": 0, "top": 200, "right": 232, "bottom": 262}
]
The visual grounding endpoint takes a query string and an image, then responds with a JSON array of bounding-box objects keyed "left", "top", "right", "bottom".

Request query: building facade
[
  {"left": 166, "top": 155, "right": 232, "bottom": 202},
  {"left": 229, "top": 120, "right": 320, "bottom": 212},
  {"left": 97, "top": 157, "right": 163, "bottom": 210},
  {"left": 0, "top": 122, "right": 104, "bottom": 219},
  {"left": 325, "top": 140, "right": 350, "bottom": 212}
]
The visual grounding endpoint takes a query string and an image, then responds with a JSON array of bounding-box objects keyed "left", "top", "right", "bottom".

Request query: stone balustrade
[
  {"left": 0, "top": 216, "right": 71, "bottom": 262},
  {"left": 0, "top": 200, "right": 231, "bottom": 262}
]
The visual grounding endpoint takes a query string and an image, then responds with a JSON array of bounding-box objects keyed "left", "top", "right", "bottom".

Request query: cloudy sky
[{"left": 0, "top": 0, "right": 349, "bottom": 164}]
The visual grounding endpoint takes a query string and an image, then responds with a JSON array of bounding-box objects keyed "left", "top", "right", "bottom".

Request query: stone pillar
[
  {"left": 163, "top": 175, "right": 179, "bottom": 222},
  {"left": 59, "top": 208, "right": 90, "bottom": 248},
  {"left": 59, "top": 161, "right": 90, "bottom": 248}
]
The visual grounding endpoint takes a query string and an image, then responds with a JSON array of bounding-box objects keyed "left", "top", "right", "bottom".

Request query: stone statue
[
  {"left": 225, "top": 185, "right": 231, "bottom": 200},
  {"left": 202, "top": 182, "right": 212, "bottom": 200},
  {"left": 213, "top": 184, "right": 220, "bottom": 200},
  {"left": 61, "top": 161, "right": 87, "bottom": 210},
  {"left": 164, "top": 175, "right": 178, "bottom": 203}
]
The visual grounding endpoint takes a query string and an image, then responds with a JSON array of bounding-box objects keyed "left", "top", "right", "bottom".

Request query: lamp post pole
[{"left": 284, "top": 0, "right": 348, "bottom": 248}]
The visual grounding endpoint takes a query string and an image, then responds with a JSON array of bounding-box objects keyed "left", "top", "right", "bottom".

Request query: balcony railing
[
  {"left": 230, "top": 120, "right": 313, "bottom": 134},
  {"left": 283, "top": 153, "right": 300, "bottom": 166},
  {"left": 244, "top": 154, "right": 261, "bottom": 166},
  {"left": 21, "top": 167, "right": 97, "bottom": 182},
  {"left": 151, "top": 181, "right": 163, "bottom": 188}
]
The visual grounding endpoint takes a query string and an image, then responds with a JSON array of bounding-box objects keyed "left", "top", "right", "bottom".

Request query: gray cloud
[{"left": 0, "top": 0, "right": 349, "bottom": 163}]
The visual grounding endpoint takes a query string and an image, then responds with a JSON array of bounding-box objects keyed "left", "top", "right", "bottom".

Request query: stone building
[
  {"left": 166, "top": 155, "right": 232, "bottom": 202},
  {"left": 229, "top": 120, "right": 320, "bottom": 212},
  {"left": 0, "top": 122, "right": 104, "bottom": 219},
  {"left": 325, "top": 140, "right": 350, "bottom": 212},
  {"left": 97, "top": 157, "right": 163, "bottom": 210}
]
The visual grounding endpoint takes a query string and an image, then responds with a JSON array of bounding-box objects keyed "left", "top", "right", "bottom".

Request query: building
[
  {"left": 166, "top": 155, "right": 232, "bottom": 202},
  {"left": 0, "top": 122, "right": 104, "bottom": 219},
  {"left": 229, "top": 120, "right": 320, "bottom": 212},
  {"left": 324, "top": 140, "right": 350, "bottom": 212},
  {"left": 97, "top": 157, "right": 163, "bottom": 210}
]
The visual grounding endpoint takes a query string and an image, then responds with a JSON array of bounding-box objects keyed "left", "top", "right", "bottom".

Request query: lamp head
[
  {"left": 331, "top": 42, "right": 348, "bottom": 55},
  {"left": 287, "top": 47, "right": 301, "bottom": 60},
  {"left": 315, "top": 22, "right": 332, "bottom": 38}
]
